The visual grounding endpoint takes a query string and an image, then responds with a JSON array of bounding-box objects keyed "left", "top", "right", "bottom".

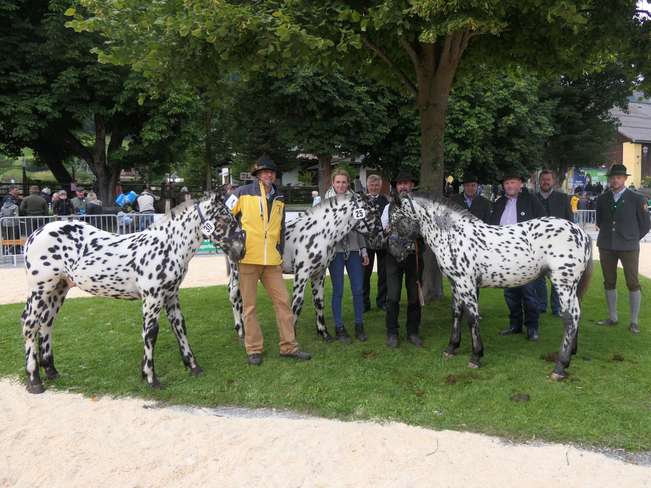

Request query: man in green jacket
[{"left": 596, "top": 164, "right": 651, "bottom": 334}]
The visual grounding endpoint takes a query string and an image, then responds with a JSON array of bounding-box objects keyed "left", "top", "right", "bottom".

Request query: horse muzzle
[{"left": 222, "top": 230, "right": 246, "bottom": 261}]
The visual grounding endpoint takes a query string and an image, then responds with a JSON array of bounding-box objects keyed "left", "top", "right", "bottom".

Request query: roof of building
[{"left": 611, "top": 94, "right": 651, "bottom": 143}]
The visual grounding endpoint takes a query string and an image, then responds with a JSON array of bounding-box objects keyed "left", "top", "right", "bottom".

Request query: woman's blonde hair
[{"left": 331, "top": 168, "right": 350, "bottom": 184}]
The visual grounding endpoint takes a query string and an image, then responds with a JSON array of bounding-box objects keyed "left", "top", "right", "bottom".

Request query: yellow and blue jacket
[{"left": 226, "top": 180, "right": 285, "bottom": 265}]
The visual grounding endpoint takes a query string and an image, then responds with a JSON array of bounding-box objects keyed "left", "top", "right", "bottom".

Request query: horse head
[
  {"left": 349, "top": 192, "right": 384, "bottom": 242},
  {"left": 203, "top": 188, "right": 245, "bottom": 262},
  {"left": 386, "top": 191, "right": 422, "bottom": 262}
]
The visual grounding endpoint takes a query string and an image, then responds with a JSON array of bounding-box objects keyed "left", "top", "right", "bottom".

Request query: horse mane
[
  {"left": 149, "top": 198, "right": 197, "bottom": 228},
  {"left": 409, "top": 191, "right": 479, "bottom": 229},
  {"left": 300, "top": 194, "right": 353, "bottom": 217}
]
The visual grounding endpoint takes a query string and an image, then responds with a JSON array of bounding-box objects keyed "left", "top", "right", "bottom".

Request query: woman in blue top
[{"left": 325, "top": 168, "right": 369, "bottom": 343}]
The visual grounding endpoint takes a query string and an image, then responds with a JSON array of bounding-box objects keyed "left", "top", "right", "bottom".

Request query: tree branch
[
  {"left": 361, "top": 34, "right": 418, "bottom": 96},
  {"left": 399, "top": 37, "right": 420, "bottom": 72},
  {"left": 61, "top": 130, "right": 93, "bottom": 164}
]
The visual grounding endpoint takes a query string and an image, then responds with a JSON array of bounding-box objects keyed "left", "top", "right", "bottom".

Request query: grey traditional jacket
[{"left": 324, "top": 187, "right": 367, "bottom": 255}]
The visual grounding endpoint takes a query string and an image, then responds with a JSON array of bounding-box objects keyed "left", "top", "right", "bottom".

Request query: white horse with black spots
[
  {"left": 21, "top": 190, "right": 245, "bottom": 393},
  {"left": 391, "top": 193, "right": 593, "bottom": 380},
  {"left": 229, "top": 192, "right": 383, "bottom": 341}
]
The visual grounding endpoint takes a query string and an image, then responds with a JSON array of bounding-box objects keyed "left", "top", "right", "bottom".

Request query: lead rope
[{"left": 406, "top": 196, "right": 425, "bottom": 307}]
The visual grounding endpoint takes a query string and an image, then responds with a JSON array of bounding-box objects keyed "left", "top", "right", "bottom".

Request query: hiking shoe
[
  {"left": 499, "top": 326, "right": 523, "bottom": 336},
  {"left": 386, "top": 334, "right": 399, "bottom": 348},
  {"left": 247, "top": 353, "right": 263, "bottom": 366},
  {"left": 407, "top": 334, "right": 423, "bottom": 347},
  {"left": 630, "top": 323, "right": 640, "bottom": 335},
  {"left": 280, "top": 350, "right": 312, "bottom": 361},
  {"left": 355, "top": 324, "right": 368, "bottom": 342},
  {"left": 336, "top": 327, "right": 352, "bottom": 344},
  {"left": 596, "top": 319, "right": 618, "bottom": 327}
]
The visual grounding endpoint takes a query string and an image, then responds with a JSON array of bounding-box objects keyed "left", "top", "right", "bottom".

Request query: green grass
[{"left": 1, "top": 268, "right": 650, "bottom": 450}]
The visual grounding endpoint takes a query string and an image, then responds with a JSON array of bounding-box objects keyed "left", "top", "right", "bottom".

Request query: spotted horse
[
  {"left": 21, "top": 190, "right": 245, "bottom": 393},
  {"left": 391, "top": 193, "right": 593, "bottom": 380},
  {"left": 229, "top": 192, "right": 384, "bottom": 341}
]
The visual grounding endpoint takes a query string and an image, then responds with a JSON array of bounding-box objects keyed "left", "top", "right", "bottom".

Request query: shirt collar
[{"left": 540, "top": 189, "right": 553, "bottom": 199}]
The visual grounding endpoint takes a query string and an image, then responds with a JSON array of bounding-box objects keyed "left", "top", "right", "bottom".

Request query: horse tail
[{"left": 577, "top": 236, "right": 593, "bottom": 301}]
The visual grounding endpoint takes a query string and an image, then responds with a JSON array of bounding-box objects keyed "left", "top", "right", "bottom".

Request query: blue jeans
[
  {"left": 504, "top": 280, "right": 541, "bottom": 333},
  {"left": 534, "top": 277, "right": 560, "bottom": 314},
  {"left": 329, "top": 251, "right": 365, "bottom": 330}
]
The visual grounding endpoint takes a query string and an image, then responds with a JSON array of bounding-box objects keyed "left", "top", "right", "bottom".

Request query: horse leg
[
  {"left": 291, "top": 271, "right": 308, "bottom": 330},
  {"left": 464, "top": 294, "right": 483, "bottom": 369},
  {"left": 141, "top": 294, "right": 163, "bottom": 388},
  {"left": 551, "top": 286, "right": 580, "bottom": 381},
  {"left": 311, "top": 272, "right": 333, "bottom": 342},
  {"left": 38, "top": 279, "right": 70, "bottom": 380},
  {"left": 228, "top": 263, "right": 244, "bottom": 341},
  {"left": 22, "top": 289, "right": 45, "bottom": 393},
  {"left": 165, "top": 294, "right": 202, "bottom": 377},
  {"left": 443, "top": 288, "right": 463, "bottom": 358}
]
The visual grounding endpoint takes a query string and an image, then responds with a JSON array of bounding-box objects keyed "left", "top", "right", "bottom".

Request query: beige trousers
[{"left": 239, "top": 263, "right": 298, "bottom": 355}]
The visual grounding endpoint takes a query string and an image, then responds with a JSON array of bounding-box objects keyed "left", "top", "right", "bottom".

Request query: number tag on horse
[
  {"left": 200, "top": 220, "right": 216, "bottom": 237},
  {"left": 353, "top": 208, "right": 367, "bottom": 220}
]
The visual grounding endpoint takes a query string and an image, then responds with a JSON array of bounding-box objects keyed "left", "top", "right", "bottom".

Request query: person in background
[
  {"left": 53, "top": 190, "right": 73, "bottom": 216},
  {"left": 85, "top": 192, "right": 103, "bottom": 215},
  {"left": 136, "top": 186, "right": 157, "bottom": 230},
  {"left": 325, "top": 168, "right": 369, "bottom": 342},
  {"left": 363, "top": 173, "right": 388, "bottom": 313},
  {"left": 20, "top": 185, "right": 49, "bottom": 236},
  {"left": 311, "top": 190, "right": 321, "bottom": 207},
  {"left": 226, "top": 156, "right": 311, "bottom": 365},
  {"left": 70, "top": 187, "right": 87, "bottom": 215},
  {"left": 449, "top": 173, "right": 492, "bottom": 223},
  {"left": 2, "top": 186, "right": 19, "bottom": 207},
  {"left": 489, "top": 170, "right": 546, "bottom": 342},
  {"left": 40, "top": 187, "right": 52, "bottom": 205},
  {"left": 1, "top": 191, "right": 20, "bottom": 254},
  {"left": 595, "top": 164, "right": 651, "bottom": 335},
  {"left": 534, "top": 170, "right": 572, "bottom": 316}
]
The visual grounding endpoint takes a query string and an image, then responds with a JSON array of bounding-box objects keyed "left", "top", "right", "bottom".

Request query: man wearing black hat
[
  {"left": 489, "top": 171, "right": 546, "bottom": 341},
  {"left": 535, "top": 169, "right": 573, "bottom": 315},
  {"left": 449, "top": 173, "right": 492, "bottom": 223},
  {"left": 595, "top": 164, "right": 651, "bottom": 334},
  {"left": 226, "top": 155, "right": 311, "bottom": 365},
  {"left": 381, "top": 170, "right": 423, "bottom": 348}
]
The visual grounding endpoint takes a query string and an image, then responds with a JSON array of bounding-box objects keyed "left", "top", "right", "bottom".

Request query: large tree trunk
[
  {"left": 317, "top": 154, "right": 332, "bottom": 197},
  {"left": 204, "top": 109, "right": 213, "bottom": 192}
]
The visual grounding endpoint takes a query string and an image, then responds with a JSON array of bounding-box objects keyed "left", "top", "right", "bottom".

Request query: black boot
[
  {"left": 336, "top": 327, "right": 352, "bottom": 344},
  {"left": 355, "top": 323, "right": 368, "bottom": 342}
]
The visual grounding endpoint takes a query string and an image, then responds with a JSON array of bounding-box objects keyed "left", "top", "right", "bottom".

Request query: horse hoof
[
  {"left": 443, "top": 351, "right": 456, "bottom": 359},
  {"left": 322, "top": 333, "right": 335, "bottom": 343},
  {"left": 26, "top": 382, "right": 45, "bottom": 394},
  {"left": 149, "top": 378, "right": 162, "bottom": 389},
  {"left": 468, "top": 361, "right": 480, "bottom": 369},
  {"left": 190, "top": 366, "right": 203, "bottom": 377},
  {"left": 44, "top": 368, "right": 60, "bottom": 380},
  {"left": 550, "top": 372, "right": 566, "bottom": 381}
]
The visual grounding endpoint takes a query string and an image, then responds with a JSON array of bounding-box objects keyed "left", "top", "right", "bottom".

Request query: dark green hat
[
  {"left": 606, "top": 164, "right": 630, "bottom": 177},
  {"left": 391, "top": 170, "right": 418, "bottom": 186},
  {"left": 461, "top": 173, "right": 479, "bottom": 184}
]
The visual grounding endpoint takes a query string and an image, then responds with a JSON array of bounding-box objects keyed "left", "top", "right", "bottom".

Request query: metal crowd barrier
[
  {"left": 573, "top": 210, "right": 596, "bottom": 228},
  {"left": 0, "top": 213, "right": 225, "bottom": 266}
]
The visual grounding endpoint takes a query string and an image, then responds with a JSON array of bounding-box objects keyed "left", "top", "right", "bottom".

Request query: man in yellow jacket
[{"left": 226, "top": 157, "right": 311, "bottom": 365}]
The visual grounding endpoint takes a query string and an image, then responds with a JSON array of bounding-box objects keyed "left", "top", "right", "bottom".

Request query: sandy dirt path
[
  {"left": 1, "top": 246, "right": 650, "bottom": 487},
  {"left": 1, "top": 378, "right": 649, "bottom": 488}
]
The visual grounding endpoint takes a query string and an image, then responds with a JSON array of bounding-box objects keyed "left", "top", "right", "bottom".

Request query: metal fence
[
  {"left": 0, "top": 213, "right": 224, "bottom": 266},
  {"left": 573, "top": 210, "right": 596, "bottom": 228}
]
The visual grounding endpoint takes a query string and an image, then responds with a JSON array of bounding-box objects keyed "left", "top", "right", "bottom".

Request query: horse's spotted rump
[
  {"left": 392, "top": 194, "right": 592, "bottom": 379},
  {"left": 21, "top": 191, "right": 245, "bottom": 394},
  {"left": 229, "top": 193, "right": 383, "bottom": 341}
]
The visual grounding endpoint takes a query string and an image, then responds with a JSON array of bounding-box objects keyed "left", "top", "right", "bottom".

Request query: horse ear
[
  {"left": 391, "top": 190, "right": 403, "bottom": 207},
  {"left": 212, "top": 186, "right": 225, "bottom": 202}
]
